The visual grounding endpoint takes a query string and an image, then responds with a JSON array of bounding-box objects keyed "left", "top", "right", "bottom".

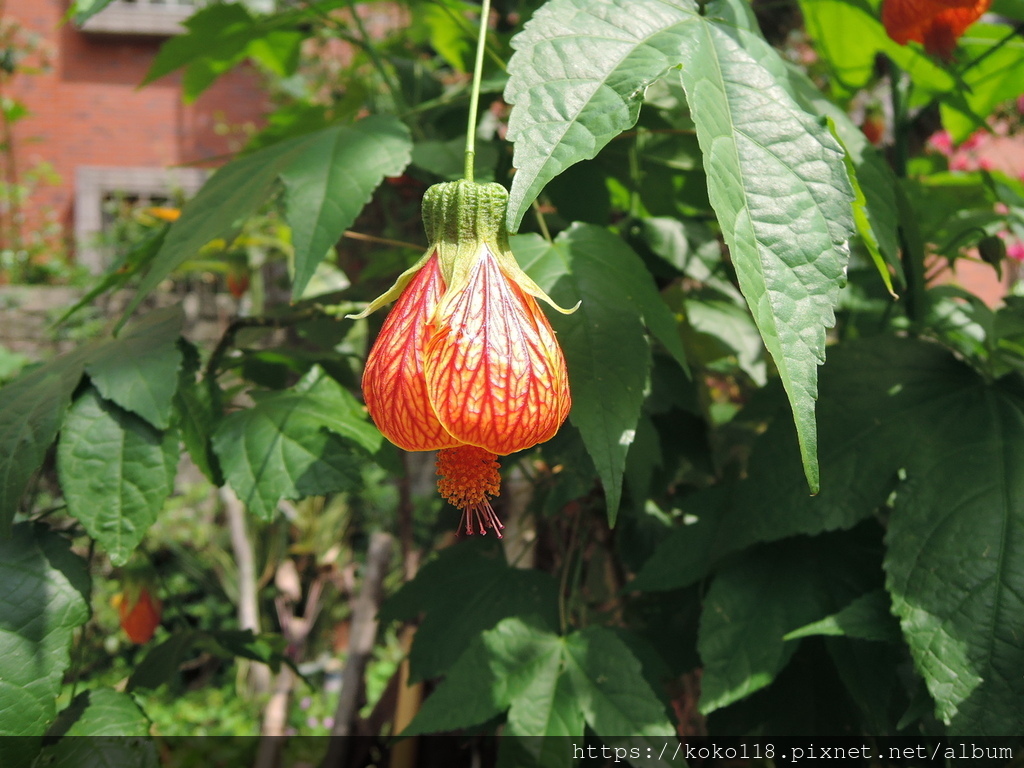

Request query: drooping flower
[
  {"left": 116, "top": 583, "right": 162, "bottom": 644},
  {"left": 882, "top": 0, "right": 990, "bottom": 60},
  {"left": 354, "top": 181, "right": 574, "bottom": 536}
]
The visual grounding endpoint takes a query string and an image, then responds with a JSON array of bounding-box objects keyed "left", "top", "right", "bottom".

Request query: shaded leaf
[
  {"left": 405, "top": 617, "right": 674, "bottom": 759},
  {"left": 127, "top": 631, "right": 196, "bottom": 693},
  {"left": 514, "top": 225, "right": 685, "bottom": 521},
  {"left": 632, "top": 338, "right": 977, "bottom": 593},
  {"left": 784, "top": 590, "right": 902, "bottom": 643},
  {"left": 173, "top": 340, "right": 222, "bottom": 485},
  {"left": 885, "top": 377, "right": 1024, "bottom": 734},
  {"left": 0, "top": 524, "right": 90, "bottom": 741},
  {"left": 380, "top": 540, "right": 559, "bottom": 683},
  {"left": 57, "top": 388, "right": 178, "bottom": 567},
  {"left": 34, "top": 689, "right": 157, "bottom": 768},
  {"left": 698, "top": 532, "right": 881, "bottom": 714}
]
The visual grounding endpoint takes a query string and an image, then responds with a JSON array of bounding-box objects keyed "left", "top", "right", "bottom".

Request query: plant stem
[
  {"left": 343, "top": 0, "right": 405, "bottom": 113},
  {"left": 464, "top": 0, "right": 493, "bottom": 182}
]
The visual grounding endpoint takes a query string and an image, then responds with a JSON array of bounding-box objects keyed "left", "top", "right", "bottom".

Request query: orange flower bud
[
  {"left": 118, "top": 585, "right": 162, "bottom": 644},
  {"left": 882, "top": 0, "right": 990, "bottom": 60},
  {"left": 354, "top": 181, "right": 575, "bottom": 535}
]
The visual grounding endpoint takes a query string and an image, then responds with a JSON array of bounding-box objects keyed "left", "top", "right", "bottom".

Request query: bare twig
[
  {"left": 222, "top": 487, "right": 272, "bottom": 696},
  {"left": 323, "top": 531, "right": 394, "bottom": 768}
]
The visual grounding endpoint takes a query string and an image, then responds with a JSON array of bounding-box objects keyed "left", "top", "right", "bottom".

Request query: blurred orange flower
[
  {"left": 882, "top": 0, "right": 990, "bottom": 60},
  {"left": 116, "top": 585, "right": 162, "bottom": 644}
]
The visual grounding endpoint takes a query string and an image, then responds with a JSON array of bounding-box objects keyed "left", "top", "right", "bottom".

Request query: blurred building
[{"left": 4, "top": 0, "right": 268, "bottom": 271}]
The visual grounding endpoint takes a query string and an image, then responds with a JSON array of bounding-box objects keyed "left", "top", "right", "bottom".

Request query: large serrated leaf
[
  {"left": 121, "top": 116, "right": 411, "bottom": 322},
  {"left": 885, "top": 380, "right": 1024, "bottom": 734},
  {"left": 514, "top": 226, "right": 686, "bottom": 521},
  {"left": 677, "top": 22, "right": 853, "bottom": 492},
  {"left": 379, "top": 540, "right": 559, "bottom": 682},
  {"left": 0, "top": 524, "right": 90, "bottom": 742},
  {"left": 0, "top": 354, "right": 86, "bottom": 535},
  {"left": 211, "top": 366, "right": 380, "bottom": 520},
  {"left": 34, "top": 689, "right": 157, "bottom": 768},
  {"left": 405, "top": 617, "right": 674, "bottom": 762},
  {"left": 505, "top": 0, "right": 853, "bottom": 490},
  {"left": 697, "top": 533, "right": 881, "bottom": 714},
  {"left": 57, "top": 388, "right": 178, "bottom": 567},
  {"left": 631, "top": 338, "right": 982, "bottom": 594},
  {"left": 85, "top": 305, "right": 184, "bottom": 430},
  {"left": 504, "top": 0, "right": 698, "bottom": 232}
]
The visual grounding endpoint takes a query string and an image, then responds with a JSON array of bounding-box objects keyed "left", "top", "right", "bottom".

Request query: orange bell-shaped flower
[
  {"left": 882, "top": 0, "right": 990, "bottom": 60},
  {"left": 355, "top": 181, "right": 574, "bottom": 536}
]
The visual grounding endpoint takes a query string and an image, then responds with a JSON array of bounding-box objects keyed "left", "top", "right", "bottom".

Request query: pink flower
[{"left": 928, "top": 130, "right": 954, "bottom": 156}]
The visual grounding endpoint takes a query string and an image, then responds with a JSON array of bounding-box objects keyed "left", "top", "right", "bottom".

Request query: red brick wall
[{"left": 7, "top": 0, "right": 268, "bottom": 246}]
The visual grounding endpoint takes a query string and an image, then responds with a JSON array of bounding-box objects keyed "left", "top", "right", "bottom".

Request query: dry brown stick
[
  {"left": 222, "top": 487, "right": 272, "bottom": 697},
  {"left": 322, "top": 531, "right": 394, "bottom": 768}
]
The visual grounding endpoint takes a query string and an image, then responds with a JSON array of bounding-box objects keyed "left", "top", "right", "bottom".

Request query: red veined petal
[
  {"left": 362, "top": 253, "right": 462, "bottom": 452},
  {"left": 424, "top": 246, "right": 571, "bottom": 456}
]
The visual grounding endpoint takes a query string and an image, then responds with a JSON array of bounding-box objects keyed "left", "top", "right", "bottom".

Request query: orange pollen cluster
[{"left": 436, "top": 445, "right": 504, "bottom": 538}]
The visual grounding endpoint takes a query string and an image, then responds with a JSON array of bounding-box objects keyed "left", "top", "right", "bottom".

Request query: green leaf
[
  {"left": 777, "top": 64, "right": 902, "bottom": 293},
  {"left": 282, "top": 118, "right": 414, "bottom": 299},
  {"left": 34, "top": 689, "right": 157, "bottom": 768},
  {"left": 127, "top": 631, "right": 196, "bottom": 693},
  {"left": 0, "top": 353, "right": 86, "bottom": 535},
  {"left": 634, "top": 338, "right": 982, "bottom": 593},
  {"left": 173, "top": 341, "right": 222, "bottom": 485},
  {"left": 69, "top": 0, "right": 117, "bottom": 24},
  {"left": 798, "top": 0, "right": 955, "bottom": 96},
  {"left": 123, "top": 117, "right": 412, "bottom": 321},
  {"left": 504, "top": 0, "right": 697, "bottom": 231},
  {"left": 379, "top": 540, "right": 559, "bottom": 682},
  {"left": 144, "top": 4, "right": 273, "bottom": 101},
  {"left": 0, "top": 524, "right": 90, "bottom": 740},
  {"left": 563, "top": 626, "right": 675, "bottom": 742},
  {"left": 506, "top": 2, "right": 853, "bottom": 490},
  {"left": 211, "top": 366, "right": 380, "bottom": 520},
  {"left": 46, "top": 688, "right": 151, "bottom": 738},
  {"left": 514, "top": 225, "right": 687, "bottom": 520},
  {"left": 885, "top": 377, "right": 1024, "bottom": 734},
  {"left": 783, "top": 589, "right": 902, "bottom": 643},
  {"left": 85, "top": 305, "right": 184, "bottom": 430},
  {"left": 55, "top": 225, "right": 169, "bottom": 326},
  {"left": 199, "top": 629, "right": 289, "bottom": 673},
  {"left": 406, "top": 618, "right": 674, "bottom": 756},
  {"left": 698, "top": 533, "right": 880, "bottom": 714},
  {"left": 677, "top": 23, "right": 853, "bottom": 493},
  {"left": 57, "top": 388, "right": 177, "bottom": 567},
  {"left": 940, "top": 24, "right": 1024, "bottom": 142}
]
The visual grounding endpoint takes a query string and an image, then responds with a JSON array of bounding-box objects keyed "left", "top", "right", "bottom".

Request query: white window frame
[
  {"left": 78, "top": 0, "right": 195, "bottom": 37},
  {"left": 74, "top": 165, "right": 208, "bottom": 273}
]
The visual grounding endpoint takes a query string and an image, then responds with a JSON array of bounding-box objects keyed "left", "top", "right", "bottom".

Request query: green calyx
[
  {"left": 423, "top": 180, "right": 509, "bottom": 250},
  {"left": 347, "top": 180, "right": 577, "bottom": 320}
]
